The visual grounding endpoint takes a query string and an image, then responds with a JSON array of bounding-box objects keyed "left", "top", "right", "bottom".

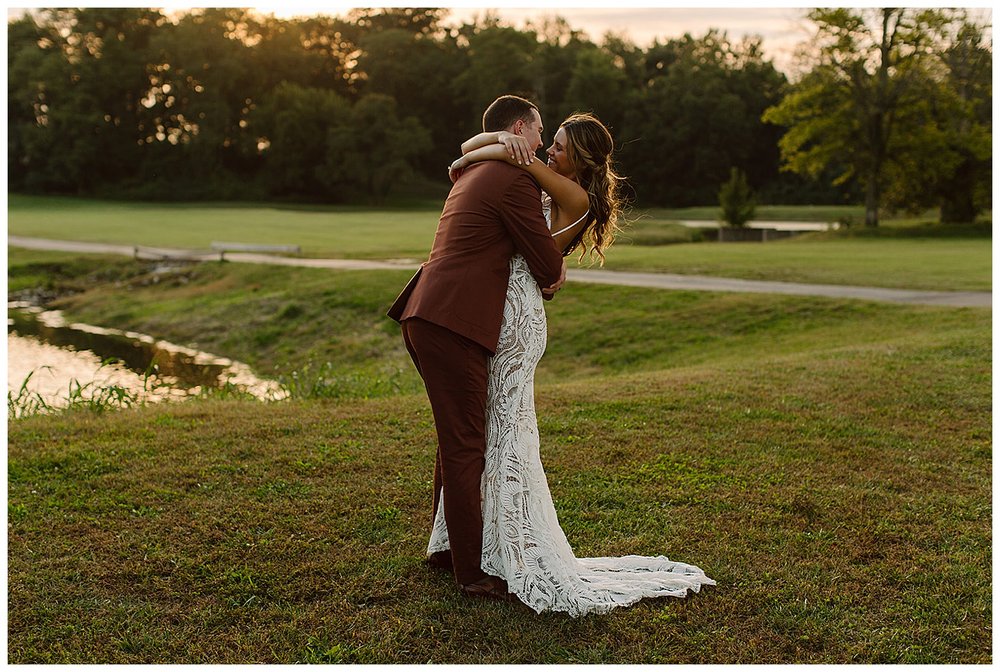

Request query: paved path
[
  {"left": 566, "top": 268, "right": 990, "bottom": 307},
  {"left": 8, "top": 236, "right": 411, "bottom": 270},
  {"left": 9, "top": 235, "right": 991, "bottom": 308},
  {"left": 678, "top": 220, "right": 833, "bottom": 232}
]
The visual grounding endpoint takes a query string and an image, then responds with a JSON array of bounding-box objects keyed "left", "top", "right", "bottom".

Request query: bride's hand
[
  {"left": 497, "top": 131, "right": 536, "bottom": 166},
  {"left": 448, "top": 156, "right": 468, "bottom": 183}
]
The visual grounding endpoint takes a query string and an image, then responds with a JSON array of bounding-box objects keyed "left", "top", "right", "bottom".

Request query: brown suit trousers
[{"left": 401, "top": 318, "right": 490, "bottom": 584}]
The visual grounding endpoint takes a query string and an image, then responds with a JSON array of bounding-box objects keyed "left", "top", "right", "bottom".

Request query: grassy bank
[
  {"left": 8, "top": 248, "right": 988, "bottom": 386},
  {"left": 8, "top": 318, "right": 991, "bottom": 663},
  {"left": 9, "top": 195, "right": 991, "bottom": 291}
]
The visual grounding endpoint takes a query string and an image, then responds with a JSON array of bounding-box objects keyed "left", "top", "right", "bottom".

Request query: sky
[
  {"left": 445, "top": 6, "right": 815, "bottom": 73},
  {"left": 8, "top": 3, "right": 994, "bottom": 74}
]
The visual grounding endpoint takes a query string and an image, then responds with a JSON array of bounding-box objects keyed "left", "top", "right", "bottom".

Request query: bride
[{"left": 429, "top": 112, "right": 715, "bottom": 616}]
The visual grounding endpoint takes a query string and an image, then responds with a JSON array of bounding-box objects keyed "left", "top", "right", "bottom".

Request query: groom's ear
[{"left": 512, "top": 119, "right": 524, "bottom": 136}]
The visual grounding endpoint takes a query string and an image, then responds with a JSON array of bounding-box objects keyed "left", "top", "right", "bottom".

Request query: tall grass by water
[
  {"left": 7, "top": 364, "right": 270, "bottom": 420},
  {"left": 6, "top": 204, "right": 991, "bottom": 663}
]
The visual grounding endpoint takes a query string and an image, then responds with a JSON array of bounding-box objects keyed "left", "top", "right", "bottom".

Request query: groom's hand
[{"left": 541, "top": 259, "right": 567, "bottom": 298}]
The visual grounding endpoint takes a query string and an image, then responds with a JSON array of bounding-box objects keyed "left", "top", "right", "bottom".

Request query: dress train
[{"left": 427, "top": 251, "right": 714, "bottom": 616}]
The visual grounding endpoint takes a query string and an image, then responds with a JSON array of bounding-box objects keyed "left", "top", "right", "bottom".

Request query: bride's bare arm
[
  {"left": 460, "top": 131, "right": 503, "bottom": 155},
  {"left": 452, "top": 142, "right": 588, "bottom": 219},
  {"left": 450, "top": 144, "right": 589, "bottom": 252},
  {"left": 454, "top": 127, "right": 591, "bottom": 252},
  {"left": 461, "top": 131, "right": 537, "bottom": 164},
  {"left": 450, "top": 143, "right": 514, "bottom": 173}
]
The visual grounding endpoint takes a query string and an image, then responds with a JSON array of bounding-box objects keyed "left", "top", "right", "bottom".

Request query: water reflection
[
  {"left": 8, "top": 303, "right": 284, "bottom": 411},
  {"left": 8, "top": 333, "right": 184, "bottom": 406}
]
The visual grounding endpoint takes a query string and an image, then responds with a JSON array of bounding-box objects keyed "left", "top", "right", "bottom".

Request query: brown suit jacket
[{"left": 387, "top": 161, "right": 563, "bottom": 354}]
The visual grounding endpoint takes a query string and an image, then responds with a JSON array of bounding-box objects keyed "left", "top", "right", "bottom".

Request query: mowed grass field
[
  {"left": 6, "top": 198, "right": 993, "bottom": 663},
  {"left": 8, "top": 194, "right": 992, "bottom": 290}
]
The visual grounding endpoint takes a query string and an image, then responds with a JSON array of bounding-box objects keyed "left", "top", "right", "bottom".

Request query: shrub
[{"left": 719, "top": 167, "right": 756, "bottom": 228}]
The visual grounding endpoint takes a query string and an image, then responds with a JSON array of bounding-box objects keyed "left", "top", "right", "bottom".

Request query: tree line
[{"left": 7, "top": 8, "right": 991, "bottom": 223}]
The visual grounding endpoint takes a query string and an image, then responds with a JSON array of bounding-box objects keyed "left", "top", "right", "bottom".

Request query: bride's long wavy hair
[{"left": 559, "top": 113, "right": 625, "bottom": 266}]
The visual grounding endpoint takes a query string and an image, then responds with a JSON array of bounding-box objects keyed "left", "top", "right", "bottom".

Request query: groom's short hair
[{"left": 483, "top": 95, "right": 539, "bottom": 133}]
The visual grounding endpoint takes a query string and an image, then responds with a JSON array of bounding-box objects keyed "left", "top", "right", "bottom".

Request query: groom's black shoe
[
  {"left": 460, "top": 576, "right": 517, "bottom": 602},
  {"left": 426, "top": 551, "right": 453, "bottom": 573}
]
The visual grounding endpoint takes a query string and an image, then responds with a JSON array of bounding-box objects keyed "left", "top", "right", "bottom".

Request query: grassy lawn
[
  {"left": 7, "top": 194, "right": 442, "bottom": 261},
  {"left": 604, "top": 238, "right": 991, "bottom": 291},
  {"left": 7, "top": 243, "right": 992, "bottom": 663},
  {"left": 8, "top": 194, "right": 991, "bottom": 291},
  {"left": 8, "top": 315, "right": 990, "bottom": 663}
]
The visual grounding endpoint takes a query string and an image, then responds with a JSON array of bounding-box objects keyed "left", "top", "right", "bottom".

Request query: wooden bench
[
  {"left": 210, "top": 241, "right": 302, "bottom": 261},
  {"left": 133, "top": 245, "right": 216, "bottom": 262}
]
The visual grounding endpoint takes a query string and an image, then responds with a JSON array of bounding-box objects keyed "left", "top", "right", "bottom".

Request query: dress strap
[{"left": 550, "top": 210, "right": 590, "bottom": 237}]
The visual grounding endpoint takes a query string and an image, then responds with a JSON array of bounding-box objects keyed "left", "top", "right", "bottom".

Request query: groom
[{"left": 388, "top": 95, "right": 565, "bottom": 600}]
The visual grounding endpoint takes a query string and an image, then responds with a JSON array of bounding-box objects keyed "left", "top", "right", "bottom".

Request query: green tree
[
  {"left": 453, "top": 18, "right": 541, "bottom": 126},
  {"left": 344, "top": 6, "right": 449, "bottom": 36},
  {"left": 293, "top": 14, "right": 365, "bottom": 97},
  {"left": 8, "top": 8, "right": 164, "bottom": 193},
  {"left": 718, "top": 167, "right": 756, "bottom": 227},
  {"left": 254, "top": 82, "right": 350, "bottom": 198},
  {"left": 13, "top": 8, "right": 915, "bottom": 207},
  {"left": 148, "top": 9, "right": 262, "bottom": 195},
  {"left": 601, "top": 32, "right": 646, "bottom": 88},
  {"left": 355, "top": 24, "right": 469, "bottom": 176},
  {"left": 763, "top": 8, "right": 962, "bottom": 226},
  {"left": 251, "top": 16, "right": 343, "bottom": 93},
  {"left": 8, "top": 13, "right": 64, "bottom": 191},
  {"left": 562, "top": 46, "right": 630, "bottom": 133},
  {"left": 621, "top": 31, "right": 786, "bottom": 206},
  {"left": 936, "top": 18, "right": 992, "bottom": 222},
  {"left": 527, "top": 15, "right": 593, "bottom": 124},
  {"left": 319, "top": 94, "right": 431, "bottom": 203},
  {"left": 885, "top": 16, "right": 992, "bottom": 223}
]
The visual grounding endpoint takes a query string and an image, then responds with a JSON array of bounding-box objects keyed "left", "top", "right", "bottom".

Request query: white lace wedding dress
[{"left": 428, "top": 207, "right": 715, "bottom": 617}]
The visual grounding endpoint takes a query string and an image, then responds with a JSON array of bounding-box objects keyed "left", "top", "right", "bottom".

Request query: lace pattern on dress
[{"left": 427, "top": 215, "right": 714, "bottom": 616}]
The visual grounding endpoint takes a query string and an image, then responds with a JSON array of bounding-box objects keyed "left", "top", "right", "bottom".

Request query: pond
[{"left": 8, "top": 302, "right": 284, "bottom": 414}]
